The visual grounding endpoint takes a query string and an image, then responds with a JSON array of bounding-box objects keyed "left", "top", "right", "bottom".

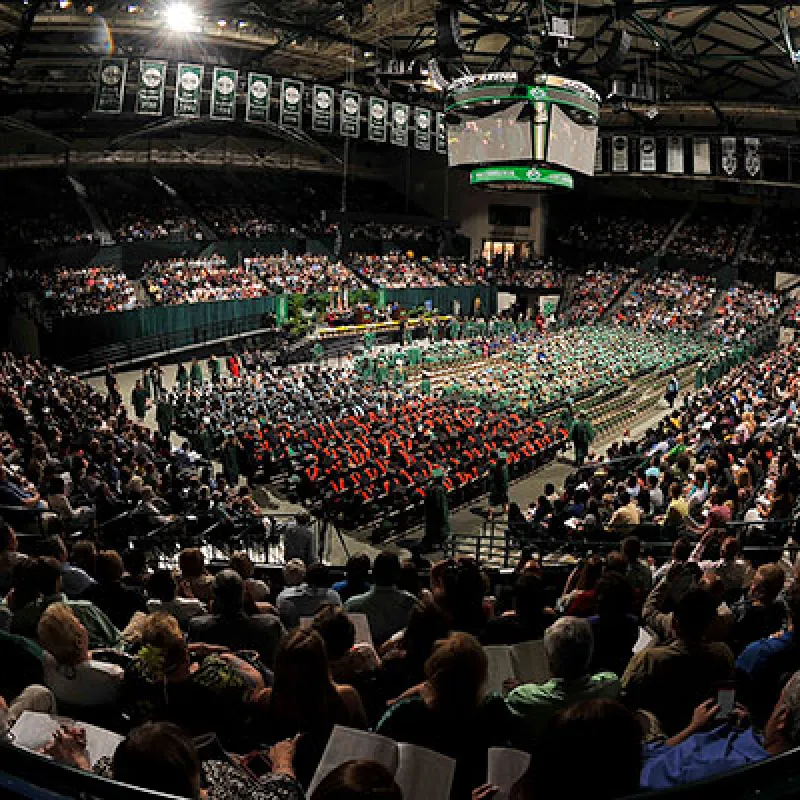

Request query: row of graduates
[{"left": 232, "top": 395, "right": 570, "bottom": 525}]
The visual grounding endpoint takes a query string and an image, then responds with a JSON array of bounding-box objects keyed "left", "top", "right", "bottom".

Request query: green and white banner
[
  {"left": 436, "top": 111, "right": 447, "bottom": 155},
  {"left": 210, "top": 67, "right": 237, "bottom": 121},
  {"left": 368, "top": 97, "right": 388, "bottom": 142},
  {"left": 470, "top": 165, "right": 574, "bottom": 189},
  {"left": 174, "top": 63, "right": 203, "bottom": 118},
  {"left": 135, "top": 59, "right": 167, "bottom": 116},
  {"left": 95, "top": 57, "right": 127, "bottom": 113},
  {"left": 280, "top": 78, "right": 304, "bottom": 128},
  {"left": 414, "top": 108, "right": 431, "bottom": 150},
  {"left": 311, "top": 85, "right": 334, "bottom": 133},
  {"left": 390, "top": 102, "right": 409, "bottom": 147},
  {"left": 340, "top": 90, "right": 361, "bottom": 137},
  {"left": 246, "top": 73, "right": 271, "bottom": 123}
]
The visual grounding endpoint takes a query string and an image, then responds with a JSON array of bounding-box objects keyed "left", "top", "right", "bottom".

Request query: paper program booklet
[{"left": 484, "top": 640, "right": 550, "bottom": 694}]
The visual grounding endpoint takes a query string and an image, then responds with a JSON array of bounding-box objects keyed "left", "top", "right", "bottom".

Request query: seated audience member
[
  {"left": 737, "top": 582, "right": 800, "bottom": 726},
  {"left": 558, "top": 555, "right": 604, "bottom": 617},
  {"left": 281, "top": 512, "right": 315, "bottom": 565},
  {"left": 641, "top": 671, "right": 800, "bottom": 789},
  {"left": 178, "top": 547, "right": 214, "bottom": 603},
  {"left": 589, "top": 574, "right": 640, "bottom": 677},
  {"left": 690, "top": 533, "right": 751, "bottom": 595},
  {"left": 0, "top": 522, "right": 25, "bottom": 596},
  {"left": 506, "top": 616, "right": 620, "bottom": 739},
  {"left": 37, "top": 602, "right": 123, "bottom": 714},
  {"left": 609, "top": 485, "right": 642, "bottom": 531},
  {"left": 311, "top": 604, "right": 379, "bottom": 685},
  {"left": 229, "top": 551, "right": 271, "bottom": 604},
  {"left": 10, "top": 556, "right": 120, "bottom": 649},
  {"left": 345, "top": 552, "right": 418, "bottom": 647},
  {"left": 146, "top": 568, "right": 206, "bottom": 629},
  {"left": 431, "top": 557, "right": 488, "bottom": 637},
  {"left": 82, "top": 550, "right": 147, "bottom": 630},
  {"left": 510, "top": 699, "right": 644, "bottom": 800},
  {"left": 622, "top": 587, "right": 735, "bottom": 735},
  {"left": 123, "top": 612, "right": 265, "bottom": 745},
  {"left": 663, "top": 481, "right": 690, "bottom": 530},
  {"left": 310, "top": 761, "right": 401, "bottom": 800},
  {"left": 0, "top": 626, "right": 46, "bottom": 701},
  {"left": 277, "top": 562, "right": 342, "bottom": 629},
  {"left": 189, "top": 569, "right": 284, "bottom": 668},
  {"left": 260, "top": 628, "right": 367, "bottom": 787},
  {"left": 37, "top": 535, "right": 94, "bottom": 598},
  {"left": 377, "top": 632, "right": 522, "bottom": 799},
  {"left": 622, "top": 536, "right": 652, "bottom": 601},
  {"left": 729, "top": 563, "right": 787, "bottom": 655},
  {"left": 46, "top": 476, "right": 94, "bottom": 527},
  {"left": 332, "top": 554, "right": 372, "bottom": 603},
  {"left": 651, "top": 536, "right": 699, "bottom": 603},
  {"left": 481, "top": 569, "right": 553, "bottom": 646}
]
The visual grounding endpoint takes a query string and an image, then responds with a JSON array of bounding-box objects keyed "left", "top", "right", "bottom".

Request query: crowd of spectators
[
  {"left": 740, "top": 208, "right": 800, "bottom": 272},
  {"left": 494, "top": 264, "right": 565, "bottom": 290},
  {"left": 4, "top": 335, "right": 800, "bottom": 798},
  {"left": 39, "top": 267, "right": 139, "bottom": 316},
  {"left": 563, "top": 267, "right": 638, "bottom": 326},
  {"left": 709, "top": 283, "right": 782, "bottom": 343},
  {"left": 666, "top": 209, "right": 749, "bottom": 264},
  {"left": 615, "top": 270, "right": 718, "bottom": 334},
  {"left": 352, "top": 256, "right": 488, "bottom": 289}
]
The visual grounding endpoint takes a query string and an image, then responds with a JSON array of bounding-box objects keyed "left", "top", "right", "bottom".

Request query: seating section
[
  {"left": 666, "top": 207, "right": 750, "bottom": 264},
  {"left": 39, "top": 266, "right": 139, "bottom": 316}
]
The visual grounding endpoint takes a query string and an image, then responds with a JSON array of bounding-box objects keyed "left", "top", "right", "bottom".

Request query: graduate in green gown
[
  {"left": 488, "top": 450, "right": 510, "bottom": 517},
  {"left": 221, "top": 434, "right": 242, "bottom": 487},
  {"left": 176, "top": 363, "right": 189, "bottom": 392},
  {"left": 190, "top": 358, "right": 203, "bottom": 387},
  {"left": 207, "top": 355, "right": 221, "bottom": 385},
  {"left": 155, "top": 392, "right": 174, "bottom": 439},
  {"left": 571, "top": 413, "right": 595, "bottom": 467},
  {"left": 131, "top": 379, "right": 148, "bottom": 421},
  {"left": 141, "top": 368, "right": 151, "bottom": 400},
  {"left": 312, "top": 342, "right": 324, "bottom": 364},
  {"left": 422, "top": 469, "right": 450, "bottom": 551},
  {"left": 421, "top": 372, "right": 432, "bottom": 396}
]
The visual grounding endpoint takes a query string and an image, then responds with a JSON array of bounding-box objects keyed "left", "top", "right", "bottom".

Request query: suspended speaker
[
  {"left": 596, "top": 28, "right": 632, "bottom": 77},
  {"left": 436, "top": 6, "right": 465, "bottom": 58}
]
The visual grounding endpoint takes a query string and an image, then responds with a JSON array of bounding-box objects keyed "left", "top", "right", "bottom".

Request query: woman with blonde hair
[{"left": 37, "top": 602, "right": 123, "bottom": 714}]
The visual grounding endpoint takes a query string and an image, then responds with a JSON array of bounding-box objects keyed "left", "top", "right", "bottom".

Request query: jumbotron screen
[
  {"left": 547, "top": 104, "right": 598, "bottom": 177},
  {"left": 447, "top": 102, "right": 532, "bottom": 168}
]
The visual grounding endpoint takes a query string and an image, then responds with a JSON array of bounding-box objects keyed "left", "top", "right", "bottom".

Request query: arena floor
[{"left": 91, "top": 356, "right": 687, "bottom": 566}]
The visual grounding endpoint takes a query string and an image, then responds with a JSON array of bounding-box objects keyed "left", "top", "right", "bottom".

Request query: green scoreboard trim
[
  {"left": 445, "top": 83, "right": 599, "bottom": 120},
  {"left": 470, "top": 166, "right": 574, "bottom": 189}
]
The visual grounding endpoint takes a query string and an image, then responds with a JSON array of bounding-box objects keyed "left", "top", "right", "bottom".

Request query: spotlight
[{"left": 166, "top": 2, "right": 195, "bottom": 32}]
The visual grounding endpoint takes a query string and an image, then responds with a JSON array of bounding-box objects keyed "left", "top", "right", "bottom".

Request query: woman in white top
[
  {"left": 46, "top": 477, "right": 95, "bottom": 526},
  {"left": 145, "top": 568, "right": 206, "bottom": 629},
  {"left": 37, "top": 602, "right": 123, "bottom": 709}
]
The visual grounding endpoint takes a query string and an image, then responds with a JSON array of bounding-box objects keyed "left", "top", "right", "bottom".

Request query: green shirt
[{"left": 506, "top": 673, "right": 620, "bottom": 739}]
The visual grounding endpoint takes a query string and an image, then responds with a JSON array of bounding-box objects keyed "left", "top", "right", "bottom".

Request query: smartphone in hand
[{"left": 716, "top": 685, "right": 736, "bottom": 719}]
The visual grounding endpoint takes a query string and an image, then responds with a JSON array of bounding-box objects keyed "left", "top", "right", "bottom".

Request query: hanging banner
[
  {"left": 721, "top": 136, "right": 737, "bottom": 176},
  {"left": 667, "top": 136, "right": 685, "bottom": 174},
  {"left": 415, "top": 108, "right": 432, "bottom": 150},
  {"left": 391, "top": 102, "right": 409, "bottom": 147},
  {"left": 245, "top": 73, "right": 271, "bottom": 123},
  {"left": 312, "top": 85, "right": 335, "bottom": 133},
  {"left": 135, "top": 59, "right": 167, "bottom": 116},
  {"left": 639, "top": 136, "right": 656, "bottom": 172},
  {"left": 280, "top": 78, "right": 304, "bottom": 128},
  {"left": 340, "top": 90, "right": 361, "bottom": 137},
  {"left": 368, "top": 97, "right": 388, "bottom": 142},
  {"left": 693, "top": 136, "right": 711, "bottom": 175},
  {"left": 612, "top": 135, "right": 628, "bottom": 172},
  {"left": 210, "top": 67, "right": 237, "bottom": 121},
  {"left": 175, "top": 63, "right": 203, "bottom": 118},
  {"left": 436, "top": 111, "right": 447, "bottom": 155},
  {"left": 745, "top": 137, "right": 761, "bottom": 177},
  {"left": 594, "top": 137, "right": 603, "bottom": 173},
  {"left": 95, "top": 57, "right": 127, "bottom": 113}
]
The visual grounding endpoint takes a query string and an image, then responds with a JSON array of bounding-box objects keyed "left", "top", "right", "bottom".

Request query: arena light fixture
[{"left": 166, "top": 2, "right": 195, "bottom": 32}]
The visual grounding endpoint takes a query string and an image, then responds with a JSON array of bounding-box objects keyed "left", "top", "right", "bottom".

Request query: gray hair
[
  {"left": 544, "top": 616, "right": 594, "bottom": 680},
  {"left": 780, "top": 670, "right": 800, "bottom": 745}
]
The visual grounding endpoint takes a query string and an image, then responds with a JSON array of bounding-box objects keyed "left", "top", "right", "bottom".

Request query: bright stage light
[{"left": 166, "top": 2, "right": 195, "bottom": 32}]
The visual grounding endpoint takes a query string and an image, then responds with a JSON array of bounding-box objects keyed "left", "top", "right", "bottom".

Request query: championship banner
[
  {"left": 612, "top": 135, "right": 628, "bottom": 172},
  {"left": 95, "top": 57, "right": 127, "bottom": 113},
  {"left": 594, "top": 137, "right": 603, "bottom": 173},
  {"left": 415, "top": 108, "right": 432, "bottom": 150},
  {"left": 368, "top": 97, "right": 388, "bottom": 142},
  {"left": 135, "top": 59, "right": 167, "bottom": 116},
  {"left": 639, "top": 136, "right": 656, "bottom": 172},
  {"left": 693, "top": 136, "right": 711, "bottom": 175},
  {"left": 280, "top": 78, "right": 304, "bottom": 128},
  {"left": 340, "top": 90, "right": 361, "bottom": 137},
  {"left": 312, "top": 85, "right": 334, "bottom": 133},
  {"left": 174, "top": 63, "right": 203, "bottom": 118},
  {"left": 210, "top": 67, "right": 237, "bottom": 121},
  {"left": 390, "top": 102, "right": 409, "bottom": 147},
  {"left": 246, "top": 73, "right": 271, "bottom": 123},
  {"left": 745, "top": 137, "right": 761, "bottom": 177},
  {"left": 721, "top": 136, "right": 737, "bottom": 176},
  {"left": 436, "top": 112, "right": 447, "bottom": 155},
  {"left": 667, "top": 136, "right": 685, "bottom": 174}
]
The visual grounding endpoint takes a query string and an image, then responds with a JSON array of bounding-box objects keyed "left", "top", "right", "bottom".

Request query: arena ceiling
[{"left": 2, "top": 2, "right": 800, "bottom": 119}]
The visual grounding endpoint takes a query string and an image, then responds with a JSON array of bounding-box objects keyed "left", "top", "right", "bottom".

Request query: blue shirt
[
  {"left": 737, "top": 630, "right": 795, "bottom": 677},
  {"left": 641, "top": 726, "right": 769, "bottom": 789}
]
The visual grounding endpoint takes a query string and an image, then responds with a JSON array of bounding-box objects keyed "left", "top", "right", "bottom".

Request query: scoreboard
[{"left": 445, "top": 72, "right": 600, "bottom": 190}]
